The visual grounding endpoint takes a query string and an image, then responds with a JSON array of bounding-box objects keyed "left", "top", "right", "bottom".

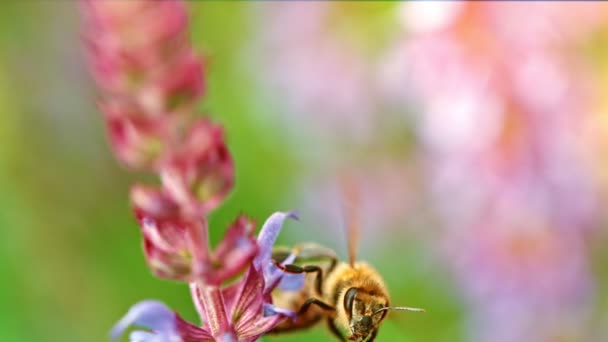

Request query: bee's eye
[{"left": 343, "top": 287, "right": 358, "bottom": 320}]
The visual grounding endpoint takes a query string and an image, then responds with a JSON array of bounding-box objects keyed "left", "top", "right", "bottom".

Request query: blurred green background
[{"left": 1, "top": 2, "right": 607, "bottom": 342}]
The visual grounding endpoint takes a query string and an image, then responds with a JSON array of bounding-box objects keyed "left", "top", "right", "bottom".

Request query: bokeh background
[{"left": 1, "top": 1, "right": 608, "bottom": 341}]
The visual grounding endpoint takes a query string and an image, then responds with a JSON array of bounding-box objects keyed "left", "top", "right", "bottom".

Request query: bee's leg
[
  {"left": 273, "top": 243, "right": 339, "bottom": 273},
  {"left": 273, "top": 262, "right": 326, "bottom": 294},
  {"left": 297, "top": 298, "right": 335, "bottom": 315},
  {"left": 327, "top": 318, "right": 347, "bottom": 342}
]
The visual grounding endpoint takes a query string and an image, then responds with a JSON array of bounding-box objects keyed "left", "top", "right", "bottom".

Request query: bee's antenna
[
  {"left": 373, "top": 306, "right": 426, "bottom": 315},
  {"left": 339, "top": 176, "right": 360, "bottom": 268}
]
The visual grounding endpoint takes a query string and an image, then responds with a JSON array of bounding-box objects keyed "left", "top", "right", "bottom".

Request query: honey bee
[{"left": 269, "top": 182, "right": 424, "bottom": 341}]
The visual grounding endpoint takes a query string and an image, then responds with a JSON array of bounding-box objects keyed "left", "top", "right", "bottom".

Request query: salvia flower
[
  {"left": 111, "top": 212, "right": 300, "bottom": 342},
  {"left": 82, "top": 1, "right": 301, "bottom": 341}
]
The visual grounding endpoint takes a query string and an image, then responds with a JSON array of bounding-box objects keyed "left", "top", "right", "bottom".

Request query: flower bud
[
  {"left": 131, "top": 185, "right": 204, "bottom": 281},
  {"left": 161, "top": 119, "right": 235, "bottom": 213}
]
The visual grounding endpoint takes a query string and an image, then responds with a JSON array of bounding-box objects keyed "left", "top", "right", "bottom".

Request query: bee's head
[
  {"left": 343, "top": 287, "right": 426, "bottom": 341},
  {"left": 343, "top": 287, "right": 388, "bottom": 341}
]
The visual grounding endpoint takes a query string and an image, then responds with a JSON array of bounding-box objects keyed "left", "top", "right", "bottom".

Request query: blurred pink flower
[
  {"left": 251, "top": 2, "right": 382, "bottom": 145},
  {"left": 385, "top": 2, "right": 603, "bottom": 340},
  {"left": 251, "top": 3, "right": 424, "bottom": 244},
  {"left": 446, "top": 206, "right": 594, "bottom": 318},
  {"left": 385, "top": 1, "right": 599, "bottom": 232}
]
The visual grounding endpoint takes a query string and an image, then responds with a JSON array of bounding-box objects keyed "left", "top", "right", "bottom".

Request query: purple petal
[
  {"left": 263, "top": 303, "right": 297, "bottom": 320},
  {"left": 278, "top": 272, "right": 306, "bottom": 291},
  {"left": 129, "top": 330, "right": 168, "bottom": 342},
  {"left": 110, "top": 300, "right": 177, "bottom": 340},
  {"left": 219, "top": 332, "right": 237, "bottom": 342},
  {"left": 253, "top": 211, "right": 298, "bottom": 274}
]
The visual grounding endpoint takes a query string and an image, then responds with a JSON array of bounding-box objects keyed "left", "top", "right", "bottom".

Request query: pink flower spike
[
  {"left": 85, "top": 2, "right": 304, "bottom": 340},
  {"left": 160, "top": 119, "right": 235, "bottom": 214}
]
